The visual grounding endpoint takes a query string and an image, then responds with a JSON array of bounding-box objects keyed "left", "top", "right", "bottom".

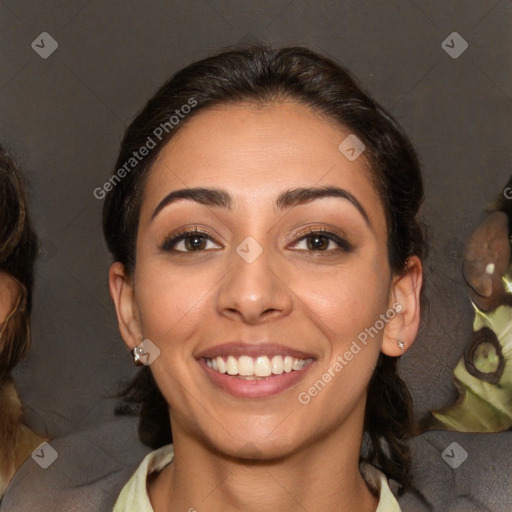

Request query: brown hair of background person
[
  {"left": 0, "top": 144, "right": 46, "bottom": 497},
  {"left": 104, "top": 44, "right": 427, "bottom": 494}
]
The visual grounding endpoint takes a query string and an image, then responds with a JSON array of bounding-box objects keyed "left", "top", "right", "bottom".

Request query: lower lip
[{"left": 198, "top": 358, "right": 315, "bottom": 399}]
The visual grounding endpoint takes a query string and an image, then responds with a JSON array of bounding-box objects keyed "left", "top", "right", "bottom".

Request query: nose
[{"left": 216, "top": 242, "right": 293, "bottom": 325}]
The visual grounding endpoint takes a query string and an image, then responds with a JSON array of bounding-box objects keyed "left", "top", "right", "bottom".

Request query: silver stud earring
[
  {"left": 397, "top": 340, "right": 405, "bottom": 351},
  {"left": 132, "top": 346, "right": 145, "bottom": 366}
]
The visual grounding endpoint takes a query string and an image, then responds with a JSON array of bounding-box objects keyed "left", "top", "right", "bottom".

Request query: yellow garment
[
  {"left": 113, "top": 444, "right": 402, "bottom": 512},
  {"left": 432, "top": 297, "right": 512, "bottom": 432}
]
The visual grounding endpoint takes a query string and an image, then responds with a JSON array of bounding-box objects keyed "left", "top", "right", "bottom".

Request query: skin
[
  {"left": 110, "top": 101, "right": 422, "bottom": 512},
  {"left": 0, "top": 272, "right": 20, "bottom": 328},
  {"left": 0, "top": 272, "right": 48, "bottom": 497},
  {"left": 463, "top": 211, "right": 512, "bottom": 311}
]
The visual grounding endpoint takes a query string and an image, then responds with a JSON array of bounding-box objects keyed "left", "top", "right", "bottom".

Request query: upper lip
[{"left": 196, "top": 342, "right": 316, "bottom": 360}]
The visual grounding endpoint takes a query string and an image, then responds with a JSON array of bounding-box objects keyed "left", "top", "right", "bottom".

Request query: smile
[
  {"left": 197, "top": 343, "right": 316, "bottom": 398},
  {"left": 204, "top": 355, "right": 314, "bottom": 378}
]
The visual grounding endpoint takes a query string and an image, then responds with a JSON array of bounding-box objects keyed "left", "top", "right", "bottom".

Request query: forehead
[{"left": 141, "top": 101, "right": 385, "bottom": 223}]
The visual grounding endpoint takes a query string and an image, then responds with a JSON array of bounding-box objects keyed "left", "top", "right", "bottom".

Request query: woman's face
[{"left": 113, "top": 101, "right": 419, "bottom": 458}]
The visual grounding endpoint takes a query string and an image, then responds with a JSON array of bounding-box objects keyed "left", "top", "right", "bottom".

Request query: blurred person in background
[{"left": 0, "top": 144, "right": 46, "bottom": 498}]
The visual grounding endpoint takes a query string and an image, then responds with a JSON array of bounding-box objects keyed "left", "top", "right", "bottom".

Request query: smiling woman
[{"left": 104, "top": 45, "right": 426, "bottom": 512}]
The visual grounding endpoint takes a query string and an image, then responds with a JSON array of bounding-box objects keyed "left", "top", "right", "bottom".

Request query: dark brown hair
[
  {"left": 104, "top": 44, "right": 426, "bottom": 493},
  {"left": 0, "top": 145, "right": 38, "bottom": 384}
]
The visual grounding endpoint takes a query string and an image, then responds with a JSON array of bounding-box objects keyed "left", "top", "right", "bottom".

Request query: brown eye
[
  {"left": 160, "top": 229, "right": 222, "bottom": 253},
  {"left": 292, "top": 228, "right": 352, "bottom": 252},
  {"left": 306, "top": 235, "right": 330, "bottom": 251},
  {"left": 184, "top": 234, "right": 207, "bottom": 251}
]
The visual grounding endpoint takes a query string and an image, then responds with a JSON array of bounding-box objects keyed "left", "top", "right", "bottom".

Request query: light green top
[{"left": 113, "top": 444, "right": 402, "bottom": 512}]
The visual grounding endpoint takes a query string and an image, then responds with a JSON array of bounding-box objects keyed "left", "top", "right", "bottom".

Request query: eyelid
[
  {"left": 290, "top": 226, "right": 353, "bottom": 251},
  {"left": 159, "top": 225, "right": 352, "bottom": 253}
]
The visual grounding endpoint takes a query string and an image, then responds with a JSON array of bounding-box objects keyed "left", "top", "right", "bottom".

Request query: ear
[
  {"left": 108, "top": 262, "right": 142, "bottom": 351},
  {"left": 382, "top": 256, "right": 423, "bottom": 356}
]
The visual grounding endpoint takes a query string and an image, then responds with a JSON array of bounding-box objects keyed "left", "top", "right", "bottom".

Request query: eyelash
[
  {"left": 160, "top": 227, "right": 218, "bottom": 252},
  {"left": 292, "top": 227, "right": 353, "bottom": 253},
  {"left": 160, "top": 226, "right": 352, "bottom": 254}
]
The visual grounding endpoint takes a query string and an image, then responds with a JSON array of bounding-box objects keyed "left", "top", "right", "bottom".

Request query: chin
[{"left": 204, "top": 423, "right": 303, "bottom": 462}]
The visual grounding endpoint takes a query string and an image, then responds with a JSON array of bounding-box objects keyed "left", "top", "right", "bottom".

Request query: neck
[
  {"left": 149, "top": 399, "right": 379, "bottom": 512},
  {"left": 0, "top": 376, "right": 47, "bottom": 497}
]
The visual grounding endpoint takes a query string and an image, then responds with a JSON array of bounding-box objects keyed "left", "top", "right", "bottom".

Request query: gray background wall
[{"left": 1, "top": 0, "right": 510, "bottom": 439}]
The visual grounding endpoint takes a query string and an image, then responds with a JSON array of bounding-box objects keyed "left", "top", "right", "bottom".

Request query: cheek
[
  {"left": 292, "top": 261, "right": 389, "bottom": 346},
  {"left": 0, "top": 282, "right": 19, "bottom": 324},
  {"left": 293, "top": 267, "right": 385, "bottom": 420},
  {"left": 134, "top": 260, "right": 220, "bottom": 345}
]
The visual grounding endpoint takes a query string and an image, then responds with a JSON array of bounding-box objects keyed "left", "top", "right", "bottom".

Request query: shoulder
[
  {"left": 0, "top": 416, "right": 150, "bottom": 512},
  {"left": 113, "top": 444, "right": 174, "bottom": 512}
]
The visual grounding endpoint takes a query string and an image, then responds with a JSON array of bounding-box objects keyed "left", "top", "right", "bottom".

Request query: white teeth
[
  {"left": 217, "top": 356, "right": 226, "bottom": 373},
  {"left": 226, "top": 355, "right": 238, "bottom": 375},
  {"left": 270, "top": 355, "right": 284, "bottom": 374},
  {"left": 205, "top": 354, "right": 312, "bottom": 376},
  {"left": 238, "top": 355, "right": 254, "bottom": 376},
  {"left": 292, "top": 358, "right": 302, "bottom": 370},
  {"left": 254, "top": 356, "right": 271, "bottom": 377}
]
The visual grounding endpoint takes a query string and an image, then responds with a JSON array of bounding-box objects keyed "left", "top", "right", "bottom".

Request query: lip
[
  {"left": 198, "top": 357, "right": 315, "bottom": 399},
  {"left": 195, "top": 342, "right": 316, "bottom": 360}
]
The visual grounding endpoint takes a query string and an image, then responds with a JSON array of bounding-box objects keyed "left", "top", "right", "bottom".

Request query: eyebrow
[{"left": 151, "top": 185, "right": 370, "bottom": 225}]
